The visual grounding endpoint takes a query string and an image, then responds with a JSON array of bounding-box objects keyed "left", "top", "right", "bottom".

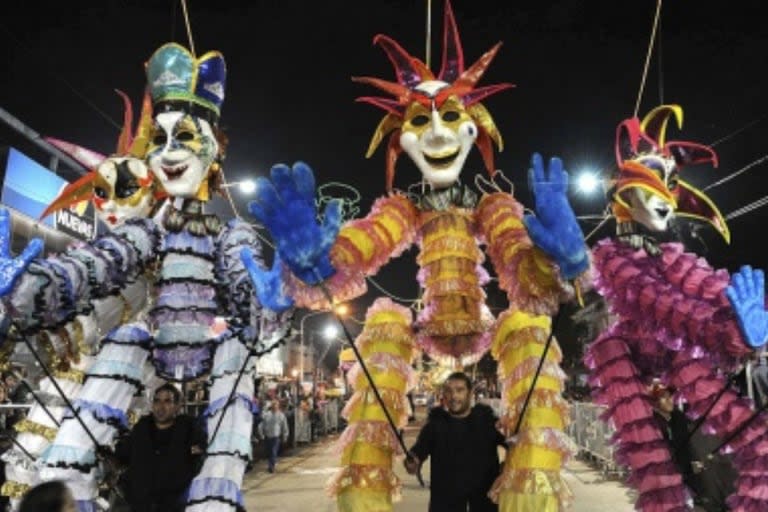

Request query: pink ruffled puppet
[{"left": 585, "top": 104, "right": 768, "bottom": 511}]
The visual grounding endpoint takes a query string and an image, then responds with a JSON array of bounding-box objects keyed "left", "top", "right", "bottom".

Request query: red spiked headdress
[{"left": 353, "top": 0, "right": 514, "bottom": 190}]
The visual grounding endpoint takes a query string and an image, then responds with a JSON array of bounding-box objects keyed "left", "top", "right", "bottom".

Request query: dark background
[{"left": 2, "top": 1, "right": 767, "bottom": 369}]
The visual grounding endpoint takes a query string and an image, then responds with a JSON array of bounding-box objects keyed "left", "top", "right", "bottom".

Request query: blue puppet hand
[
  {"left": 241, "top": 248, "right": 294, "bottom": 313},
  {"left": 726, "top": 265, "right": 768, "bottom": 349},
  {"left": 247, "top": 162, "right": 342, "bottom": 285},
  {"left": 0, "top": 207, "right": 43, "bottom": 297},
  {"left": 523, "top": 153, "right": 589, "bottom": 281}
]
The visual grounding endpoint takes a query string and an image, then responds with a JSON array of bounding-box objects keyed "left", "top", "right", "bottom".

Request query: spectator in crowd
[
  {"left": 0, "top": 382, "right": 13, "bottom": 510},
  {"left": 425, "top": 391, "right": 436, "bottom": 411},
  {"left": 5, "top": 368, "right": 32, "bottom": 405},
  {"left": 406, "top": 390, "right": 416, "bottom": 423},
  {"left": 258, "top": 401, "right": 289, "bottom": 473},
  {"left": 1, "top": 372, "right": 17, "bottom": 396},
  {"left": 0, "top": 382, "right": 13, "bottom": 432},
  {"left": 751, "top": 349, "right": 768, "bottom": 408},
  {"left": 113, "top": 383, "right": 206, "bottom": 512},
  {"left": 0, "top": 371, "right": 27, "bottom": 428},
  {"left": 651, "top": 382, "right": 737, "bottom": 512},
  {"left": 18, "top": 480, "right": 76, "bottom": 512},
  {"left": 405, "top": 372, "right": 506, "bottom": 511}
]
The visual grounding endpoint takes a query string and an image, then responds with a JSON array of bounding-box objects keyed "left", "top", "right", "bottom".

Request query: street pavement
[{"left": 243, "top": 413, "right": 637, "bottom": 511}]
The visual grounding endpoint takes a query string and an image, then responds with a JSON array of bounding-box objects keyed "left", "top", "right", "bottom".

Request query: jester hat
[
  {"left": 146, "top": 42, "right": 226, "bottom": 125},
  {"left": 611, "top": 104, "right": 730, "bottom": 242},
  {"left": 353, "top": 0, "right": 514, "bottom": 190},
  {"left": 40, "top": 90, "right": 160, "bottom": 219}
]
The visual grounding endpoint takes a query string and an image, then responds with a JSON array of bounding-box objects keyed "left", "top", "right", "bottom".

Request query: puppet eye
[
  {"left": 117, "top": 185, "right": 140, "bottom": 199},
  {"left": 152, "top": 133, "right": 168, "bottom": 146},
  {"left": 94, "top": 187, "right": 108, "bottom": 199},
  {"left": 176, "top": 131, "right": 195, "bottom": 142},
  {"left": 667, "top": 173, "right": 679, "bottom": 191},
  {"left": 411, "top": 115, "right": 429, "bottom": 127},
  {"left": 442, "top": 110, "right": 460, "bottom": 122}
]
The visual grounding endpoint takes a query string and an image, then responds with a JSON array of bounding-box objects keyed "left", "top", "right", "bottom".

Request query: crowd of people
[
  {"left": 0, "top": 369, "right": 34, "bottom": 511},
  {"left": 5, "top": 357, "right": 768, "bottom": 511}
]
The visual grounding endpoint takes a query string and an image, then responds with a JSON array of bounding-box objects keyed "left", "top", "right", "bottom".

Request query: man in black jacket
[
  {"left": 114, "top": 383, "right": 206, "bottom": 512},
  {"left": 405, "top": 372, "right": 506, "bottom": 512}
]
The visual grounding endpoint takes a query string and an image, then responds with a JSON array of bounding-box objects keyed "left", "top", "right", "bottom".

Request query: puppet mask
[
  {"left": 612, "top": 104, "right": 729, "bottom": 242},
  {"left": 619, "top": 155, "right": 679, "bottom": 232},
  {"left": 94, "top": 157, "right": 155, "bottom": 227},
  {"left": 41, "top": 90, "right": 160, "bottom": 230},
  {"left": 400, "top": 89, "right": 477, "bottom": 189},
  {"left": 353, "top": 0, "right": 512, "bottom": 191},
  {"left": 144, "top": 43, "right": 226, "bottom": 199},
  {"left": 146, "top": 112, "right": 218, "bottom": 198}
]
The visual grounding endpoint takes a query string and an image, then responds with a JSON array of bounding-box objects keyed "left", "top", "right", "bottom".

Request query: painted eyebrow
[{"left": 174, "top": 114, "right": 202, "bottom": 132}]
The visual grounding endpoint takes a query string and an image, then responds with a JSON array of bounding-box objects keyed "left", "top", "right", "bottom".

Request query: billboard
[{"left": 1, "top": 147, "right": 94, "bottom": 240}]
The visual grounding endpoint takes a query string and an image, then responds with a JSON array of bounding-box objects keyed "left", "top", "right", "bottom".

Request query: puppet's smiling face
[
  {"left": 399, "top": 82, "right": 477, "bottom": 189},
  {"left": 93, "top": 157, "right": 155, "bottom": 227},
  {"left": 146, "top": 111, "right": 218, "bottom": 198}
]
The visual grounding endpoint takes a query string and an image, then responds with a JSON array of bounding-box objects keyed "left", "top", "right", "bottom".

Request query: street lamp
[
  {"left": 298, "top": 305, "right": 348, "bottom": 392},
  {"left": 576, "top": 171, "right": 600, "bottom": 194},
  {"left": 294, "top": 306, "right": 348, "bottom": 447},
  {"left": 220, "top": 179, "right": 257, "bottom": 194},
  {"left": 322, "top": 324, "right": 339, "bottom": 341}
]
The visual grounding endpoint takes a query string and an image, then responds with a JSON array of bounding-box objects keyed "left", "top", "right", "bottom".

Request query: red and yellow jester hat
[
  {"left": 353, "top": 0, "right": 514, "bottom": 191},
  {"left": 611, "top": 104, "right": 730, "bottom": 242}
]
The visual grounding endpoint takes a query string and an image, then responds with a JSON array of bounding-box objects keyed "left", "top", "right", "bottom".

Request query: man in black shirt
[
  {"left": 405, "top": 372, "right": 506, "bottom": 512},
  {"left": 114, "top": 383, "right": 206, "bottom": 512}
]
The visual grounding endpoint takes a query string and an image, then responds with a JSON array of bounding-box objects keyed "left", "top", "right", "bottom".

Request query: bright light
[
  {"left": 291, "top": 368, "right": 299, "bottom": 378},
  {"left": 334, "top": 303, "right": 349, "bottom": 316},
  {"left": 238, "top": 180, "right": 256, "bottom": 194},
  {"left": 576, "top": 172, "right": 600, "bottom": 194},
  {"left": 322, "top": 324, "right": 339, "bottom": 340}
]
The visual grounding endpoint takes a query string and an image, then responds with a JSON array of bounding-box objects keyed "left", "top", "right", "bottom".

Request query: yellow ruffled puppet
[{"left": 246, "top": 1, "right": 591, "bottom": 510}]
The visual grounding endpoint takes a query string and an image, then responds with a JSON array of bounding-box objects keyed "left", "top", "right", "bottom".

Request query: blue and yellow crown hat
[{"left": 146, "top": 43, "right": 226, "bottom": 123}]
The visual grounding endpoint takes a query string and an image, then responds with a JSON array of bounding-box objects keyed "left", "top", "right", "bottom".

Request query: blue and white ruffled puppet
[{"left": 0, "top": 43, "right": 292, "bottom": 511}]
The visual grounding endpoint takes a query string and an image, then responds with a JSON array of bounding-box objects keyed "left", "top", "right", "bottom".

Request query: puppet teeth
[{"left": 162, "top": 164, "right": 189, "bottom": 180}]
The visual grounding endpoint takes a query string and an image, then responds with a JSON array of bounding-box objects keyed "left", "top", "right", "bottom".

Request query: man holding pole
[{"left": 404, "top": 372, "right": 507, "bottom": 512}]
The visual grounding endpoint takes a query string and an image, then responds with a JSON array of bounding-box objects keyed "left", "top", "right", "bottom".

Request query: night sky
[{"left": 2, "top": 1, "right": 767, "bottom": 364}]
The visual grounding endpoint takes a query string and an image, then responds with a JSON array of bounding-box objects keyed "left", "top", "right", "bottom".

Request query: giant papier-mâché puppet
[
  {"left": 584, "top": 104, "right": 768, "bottom": 512},
  {"left": 0, "top": 89, "right": 163, "bottom": 510},
  {"left": 0, "top": 42, "right": 291, "bottom": 512},
  {"left": 246, "top": 2, "right": 591, "bottom": 510}
]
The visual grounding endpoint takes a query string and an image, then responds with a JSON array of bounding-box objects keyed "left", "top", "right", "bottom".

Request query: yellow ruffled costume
[
  {"left": 327, "top": 299, "right": 416, "bottom": 511},
  {"left": 477, "top": 192, "right": 588, "bottom": 511}
]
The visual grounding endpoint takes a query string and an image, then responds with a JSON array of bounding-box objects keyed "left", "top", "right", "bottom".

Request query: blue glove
[
  {"left": 523, "top": 153, "right": 589, "bottom": 281},
  {"left": 241, "top": 248, "right": 294, "bottom": 313},
  {"left": 247, "top": 162, "right": 342, "bottom": 285},
  {"left": 726, "top": 265, "right": 768, "bottom": 349},
  {"left": 0, "top": 207, "right": 43, "bottom": 297}
]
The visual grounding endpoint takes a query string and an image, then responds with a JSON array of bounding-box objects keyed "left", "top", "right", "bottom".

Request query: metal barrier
[
  {"left": 294, "top": 407, "right": 311, "bottom": 445},
  {"left": 324, "top": 399, "right": 339, "bottom": 433},
  {"left": 567, "top": 401, "right": 625, "bottom": 477}
]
